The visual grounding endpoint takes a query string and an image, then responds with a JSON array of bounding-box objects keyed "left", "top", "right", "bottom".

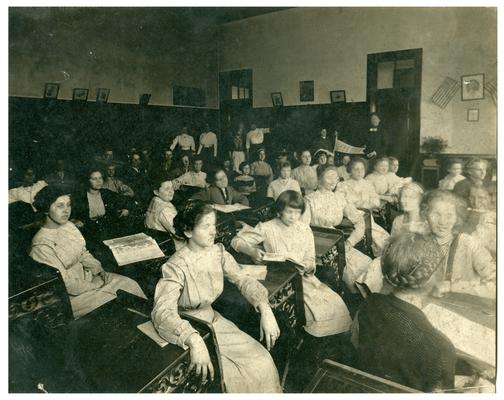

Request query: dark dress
[
  {"left": 363, "top": 126, "right": 388, "bottom": 158},
  {"left": 71, "top": 188, "right": 132, "bottom": 245},
  {"left": 355, "top": 293, "right": 456, "bottom": 392}
]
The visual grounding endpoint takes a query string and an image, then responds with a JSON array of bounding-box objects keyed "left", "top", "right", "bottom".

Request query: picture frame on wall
[
  {"left": 300, "top": 80, "right": 314, "bottom": 102},
  {"left": 96, "top": 88, "right": 110, "bottom": 103},
  {"left": 72, "top": 88, "right": 89, "bottom": 101},
  {"left": 467, "top": 108, "right": 479, "bottom": 122},
  {"left": 271, "top": 92, "right": 283, "bottom": 107},
  {"left": 330, "top": 90, "right": 346, "bottom": 103},
  {"left": 43, "top": 83, "right": 60, "bottom": 99},
  {"left": 461, "top": 73, "right": 485, "bottom": 101}
]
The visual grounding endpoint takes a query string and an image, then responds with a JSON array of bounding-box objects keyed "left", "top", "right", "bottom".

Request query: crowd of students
[{"left": 9, "top": 120, "right": 497, "bottom": 393}]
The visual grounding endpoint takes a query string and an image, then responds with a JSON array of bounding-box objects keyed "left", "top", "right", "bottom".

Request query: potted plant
[{"left": 420, "top": 136, "right": 449, "bottom": 166}]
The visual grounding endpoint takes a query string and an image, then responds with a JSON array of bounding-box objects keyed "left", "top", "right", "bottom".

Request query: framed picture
[
  {"left": 96, "top": 88, "right": 110, "bottom": 103},
  {"left": 43, "top": 83, "right": 60, "bottom": 99},
  {"left": 271, "top": 92, "right": 283, "bottom": 107},
  {"left": 461, "top": 73, "right": 485, "bottom": 101},
  {"left": 467, "top": 108, "right": 479, "bottom": 122},
  {"left": 72, "top": 88, "right": 89, "bottom": 101},
  {"left": 330, "top": 90, "right": 346, "bottom": 103},
  {"left": 300, "top": 80, "right": 314, "bottom": 102}
]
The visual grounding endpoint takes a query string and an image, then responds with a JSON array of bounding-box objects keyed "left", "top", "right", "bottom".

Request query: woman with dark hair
[
  {"left": 353, "top": 232, "right": 457, "bottom": 392},
  {"left": 421, "top": 190, "right": 495, "bottom": 299},
  {"left": 232, "top": 190, "right": 352, "bottom": 338},
  {"left": 71, "top": 167, "right": 131, "bottom": 239},
  {"left": 192, "top": 167, "right": 249, "bottom": 206},
  {"left": 233, "top": 161, "right": 257, "bottom": 195},
  {"left": 30, "top": 186, "right": 146, "bottom": 319},
  {"left": 267, "top": 161, "right": 301, "bottom": 200},
  {"left": 152, "top": 201, "right": 282, "bottom": 393}
]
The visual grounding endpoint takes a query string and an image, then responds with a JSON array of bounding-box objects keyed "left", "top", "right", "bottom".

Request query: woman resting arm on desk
[
  {"left": 231, "top": 190, "right": 352, "bottom": 338},
  {"left": 152, "top": 201, "right": 281, "bottom": 393},
  {"left": 29, "top": 186, "right": 146, "bottom": 320}
]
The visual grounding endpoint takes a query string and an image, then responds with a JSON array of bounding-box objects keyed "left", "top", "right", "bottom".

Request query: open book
[
  {"left": 423, "top": 303, "right": 495, "bottom": 367},
  {"left": 137, "top": 320, "right": 169, "bottom": 348},
  {"left": 103, "top": 233, "right": 165, "bottom": 266},
  {"left": 212, "top": 203, "right": 250, "bottom": 213}
]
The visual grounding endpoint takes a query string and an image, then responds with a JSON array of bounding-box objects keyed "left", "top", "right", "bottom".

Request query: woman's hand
[
  {"left": 252, "top": 248, "right": 266, "bottom": 264},
  {"left": 99, "top": 271, "right": 112, "bottom": 285},
  {"left": 92, "top": 274, "right": 105, "bottom": 289},
  {"left": 258, "top": 304, "right": 280, "bottom": 351},
  {"left": 431, "top": 281, "right": 451, "bottom": 298},
  {"left": 186, "top": 334, "right": 214, "bottom": 382},
  {"left": 118, "top": 209, "right": 129, "bottom": 218},
  {"left": 72, "top": 219, "right": 84, "bottom": 228}
]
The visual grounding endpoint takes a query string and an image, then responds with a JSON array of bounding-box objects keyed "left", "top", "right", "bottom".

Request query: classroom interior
[{"left": 8, "top": 7, "right": 497, "bottom": 394}]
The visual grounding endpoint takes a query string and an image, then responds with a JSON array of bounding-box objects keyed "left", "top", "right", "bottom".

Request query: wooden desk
[
  {"left": 426, "top": 293, "right": 496, "bottom": 375},
  {"left": 311, "top": 227, "right": 346, "bottom": 295},
  {"left": 92, "top": 229, "right": 176, "bottom": 299},
  {"left": 30, "top": 294, "right": 221, "bottom": 393},
  {"left": 336, "top": 211, "right": 373, "bottom": 258},
  {"left": 428, "top": 293, "right": 495, "bottom": 330}
]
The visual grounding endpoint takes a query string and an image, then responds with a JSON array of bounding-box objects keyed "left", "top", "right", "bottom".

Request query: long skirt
[
  {"left": 200, "top": 146, "right": 216, "bottom": 171},
  {"left": 302, "top": 274, "right": 352, "bottom": 337},
  {"left": 71, "top": 273, "right": 146, "bottom": 319},
  {"left": 232, "top": 150, "right": 246, "bottom": 172},
  {"left": 185, "top": 307, "right": 282, "bottom": 393}
]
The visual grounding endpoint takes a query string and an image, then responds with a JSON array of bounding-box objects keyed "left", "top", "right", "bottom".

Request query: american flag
[
  {"left": 485, "top": 78, "right": 497, "bottom": 105},
  {"left": 431, "top": 77, "right": 460, "bottom": 109}
]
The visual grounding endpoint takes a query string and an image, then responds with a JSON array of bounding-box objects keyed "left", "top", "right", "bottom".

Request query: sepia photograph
[{"left": 7, "top": 4, "right": 498, "bottom": 395}]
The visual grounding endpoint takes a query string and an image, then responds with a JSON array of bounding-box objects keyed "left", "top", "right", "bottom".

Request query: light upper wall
[
  {"left": 9, "top": 8, "right": 219, "bottom": 108},
  {"left": 218, "top": 7, "right": 497, "bottom": 154}
]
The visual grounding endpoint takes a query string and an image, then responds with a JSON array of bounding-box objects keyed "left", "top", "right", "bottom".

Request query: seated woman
[
  {"left": 337, "top": 157, "right": 390, "bottom": 256},
  {"left": 390, "top": 182, "right": 429, "bottom": 236},
  {"left": 9, "top": 167, "right": 48, "bottom": 209},
  {"left": 365, "top": 157, "right": 397, "bottom": 204},
  {"left": 421, "top": 190, "right": 495, "bottom": 299},
  {"left": 300, "top": 166, "right": 377, "bottom": 292},
  {"left": 267, "top": 161, "right": 301, "bottom": 200},
  {"left": 233, "top": 161, "right": 257, "bottom": 196},
  {"left": 250, "top": 148, "right": 274, "bottom": 196},
  {"left": 30, "top": 186, "right": 146, "bottom": 319},
  {"left": 467, "top": 186, "right": 496, "bottom": 261},
  {"left": 352, "top": 232, "right": 457, "bottom": 392},
  {"left": 71, "top": 168, "right": 131, "bottom": 241},
  {"left": 145, "top": 179, "right": 178, "bottom": 234},
  {"left": 385, "top": 157, "right": 412, "bottom": 196},
  {"left": 336, "top": 154, "right": 351, "bottom": 181},
  {"left": 231, "top": 190, "right": 352, "bottom": 338},
  {"left": 101, "top": 164, "right": 135, "bottom": 197},
  {"left": 151, "top": 201, "right": 282, "bottom": 393},
  {"left": 192, "top": 167, "right": 249, "bottom": 206},
  {"left": 312, "top": 149, "right": 330, "bottom": 170}
]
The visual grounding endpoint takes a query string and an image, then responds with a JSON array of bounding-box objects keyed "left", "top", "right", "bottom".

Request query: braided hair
[{"left": 382, "top": 232, "right": 443, "bottom": 289}]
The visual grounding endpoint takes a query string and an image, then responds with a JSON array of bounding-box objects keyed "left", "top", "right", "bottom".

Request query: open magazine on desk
[{"left": 103, "top": 233, "right": 165, "bottom": 266}]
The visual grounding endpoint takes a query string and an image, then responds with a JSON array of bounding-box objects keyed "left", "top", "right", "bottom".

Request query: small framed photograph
[
  {"left": 271, "top": 92, "right": 283, "bottom": 107},
  {"left": 43, "top": 83, "right": 60, "bottom": 99},
  {"left": 461, "top": 73, "right": 485, "bottom": 101},
  {"left": 300, "top": 80, "right": 314, "bottom": 102},
  {"left": 96, "top": 88, "right": 110, "bottom": 103},
  {"left": 72, "top": 88, "right": 89, "bottom": 101},
  {"left": 330, "top": 90, "right": 346, "bottom": 103},
  {"left": 467, "top": 108, "right": 479, "bottom": 122}
]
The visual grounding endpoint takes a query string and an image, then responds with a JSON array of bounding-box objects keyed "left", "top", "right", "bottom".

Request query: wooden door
[{"left": 367, "top": 49, "right": 422, "bottom": 177}]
